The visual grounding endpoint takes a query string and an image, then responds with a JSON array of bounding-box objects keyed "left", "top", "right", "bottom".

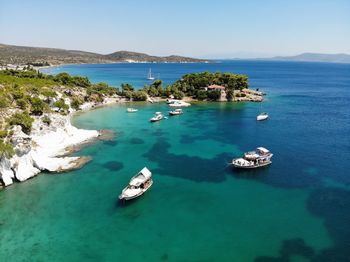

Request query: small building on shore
[{"left": 206, "top": 84, "right": 227, "bottom": 101}]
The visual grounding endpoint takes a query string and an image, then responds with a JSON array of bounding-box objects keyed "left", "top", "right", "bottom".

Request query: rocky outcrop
[{"left": 0, "top": 114, "right": 99, "bottom": 186}]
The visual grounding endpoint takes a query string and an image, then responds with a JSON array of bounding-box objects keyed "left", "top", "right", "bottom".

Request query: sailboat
[
  {"left": 147, "top": 68, "right": 155, "bottom": 80},
  {"left": 257, "top": 102, "right": 268, "bottom": 121}
]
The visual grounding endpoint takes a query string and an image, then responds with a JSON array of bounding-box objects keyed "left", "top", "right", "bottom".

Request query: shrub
[
  {"left": 71, "top": 97, "right": 82, "bottom": 110},
  {"left": 41, "top": 90, "right": 57, "bottom": 98},
  {"left": 53, "top": 98, "right": 69, "bottom": 111},
  {"left": 8, "top": 112, "right": 34, "bottom": 134},
  {"left": 0, "top": 99, "right": 10, "bottom": 108},
  {"left": 30, "top": 97, "right": 46, "bottom": 115},
  {"left": 132, "top": 90, "right": 147, "bottom": 101},
  {"left": 0, "top": 141, "right": 15, "bottom": 159},
  {"left": 0, "top": 130, "right": 8, "bottom": 139},
  {"left": 72, "top": 76, "right": 91, "bottom": 88},
  {"left": 42, "top": 115, "right": 51, "bottom": 126},
  {"left": 16, "top": 98, "right": 29, "bottom": 110}
]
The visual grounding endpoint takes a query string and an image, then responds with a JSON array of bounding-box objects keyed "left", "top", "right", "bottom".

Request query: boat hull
[
  {"left": 169, "top": 112, "right": 182, "bottom": 116},
  {"left": 232, "top": 160, "right": 272, "bottom": 169},
  {"left": 119, "top": 180, "right": 153, "bottom": 200},
  {"left": 257, "top": 115, "right": 268, "bottom": 121}
]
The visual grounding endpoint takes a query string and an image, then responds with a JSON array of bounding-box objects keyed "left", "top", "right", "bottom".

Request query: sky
[{"left": 0, "top": 0, "right": 349, "bottom": 58}]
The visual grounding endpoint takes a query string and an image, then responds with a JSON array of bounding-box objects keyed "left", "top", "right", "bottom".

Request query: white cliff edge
[{"left": 0, "top": 114, "right": 99, "bottom": 186}]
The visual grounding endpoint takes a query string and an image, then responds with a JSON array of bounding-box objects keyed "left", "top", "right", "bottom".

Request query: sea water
[{"left": 1, "top": 61, "right": 350, "bottom": 261}]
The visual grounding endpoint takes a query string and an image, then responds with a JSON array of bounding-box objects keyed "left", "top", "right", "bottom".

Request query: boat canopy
[
  {"left": 129, "top": 167, "right": 152, "bottom": 186},
  {"left": 257, "top": 147, "right": 270, "bottom": 154},
  {"left": 140, "top": 167, "right": 151, "bottom": 179}
]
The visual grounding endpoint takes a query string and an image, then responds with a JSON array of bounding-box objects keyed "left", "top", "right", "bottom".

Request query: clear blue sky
[{"left": 0, "top": 0, "right": 349, "bottom": 58}]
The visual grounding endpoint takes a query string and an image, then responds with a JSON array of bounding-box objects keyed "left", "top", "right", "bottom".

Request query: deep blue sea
[{"left": 1, "top": 61, "right": 350, "bottom": 261}]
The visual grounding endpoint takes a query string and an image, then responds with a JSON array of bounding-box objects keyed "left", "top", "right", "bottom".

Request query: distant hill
[
  {"left": 0, "top": 43, "right": 206, "bottom": 65},
  {"left": 267, "top": 53, "right": 350, "bottom": 63}
]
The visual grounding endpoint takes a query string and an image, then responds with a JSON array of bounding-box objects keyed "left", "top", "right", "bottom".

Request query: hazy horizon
[{"left": 0, "top": 0, "right": 349, "bottom": 58}]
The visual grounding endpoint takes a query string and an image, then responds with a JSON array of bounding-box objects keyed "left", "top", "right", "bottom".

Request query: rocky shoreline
[
  {"left": 0, "top": 113, "right": 99, "bottom": 186},
  {"left": 0, "top": 97, "right": 119, "bottom": 187}
]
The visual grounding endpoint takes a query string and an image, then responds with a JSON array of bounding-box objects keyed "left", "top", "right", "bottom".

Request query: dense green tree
[
  {"left": 72, "top": 76, "right": 91, "bottom": 88},
  {"left": 54, "top": 72, "right": 71, "bottom": 85},
  {"left": 71, "top": 97, "right": 82, "bottom": 110},
  {"left": 53, "top": 98, "right": 69, "bottom": 111},
  {"left": 207, "top": 90, "right": 221, "bottom": 101},
  {"left": 196, "top": 90, "right": 208, "bottom": 100},
  {"left": 30, "top": 97, "right": 46, "bottom": 115},
  {"left": 8, "top": 112, "right": 34, "bottom": 134},
  {"left": 132, "top": 90, "right": 148, "bottom": 101},
  {"left": 121, "top": 83, "right": 134, "bottom": 92}
]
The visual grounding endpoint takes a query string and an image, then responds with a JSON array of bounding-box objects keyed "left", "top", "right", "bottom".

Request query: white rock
[
  {"left": 0, "top": 158, "right": 15, "bottom": 186},
  {"left": 0, "top": 113, "right": 99, "bottom": 186},
  {"left": 12, "top": 153, "right": 40, "bottom": 182}
]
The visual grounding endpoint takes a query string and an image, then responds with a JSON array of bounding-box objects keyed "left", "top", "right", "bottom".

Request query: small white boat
[
  {"left": 119, "top": 167, "right": 153, "bottom": 200},
  {"left": 169, "top": 108, "right": 183, "bottom": 116},
  {"left": 127, "top": 108, "right": 138, "bottom": 113},
  {"left": 168, "top": 101, "right": 191, "bottom": 107},
  {"left": 150, "top": 112, "right": 164, "bottom": 122},
  {"left": 232, "top": 147, "right": 273, "bottom": 169},
  {"left": 257, "top": 112, "right": 268, "bottom": 121},
  {"left": 147, "top": 68, "right": 155, "bottom": 80}
]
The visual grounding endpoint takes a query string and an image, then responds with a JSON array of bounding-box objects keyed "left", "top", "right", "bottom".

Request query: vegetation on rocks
[
  {"left": 0, "top": 69, "right": 120, "bottom": 156},
  {"left": 7, "top": 112, "right": 34, "bottom": 134}
]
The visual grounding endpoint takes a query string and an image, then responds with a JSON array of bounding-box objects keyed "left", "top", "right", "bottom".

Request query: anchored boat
[
  {"left": 147, "top": 68, "right": 155, "bottom": 80},
  {"left": 127, "top": 108, "right": 138, "bottom": 113},
  {"left": 257, "top": 112, "right": 268, "bottom": 121},
  {"left": 169, "top": 108, "right": 183, "bottom": 116},
  {"left": 150, "top": 112, "right": 164, "bottom": 122},
  {"left": 232, "top": 147, "right": 273, "bottom": 169},
  {"left": 168, "top": 100, "right": 191, "bottom": 107},
  {"left": 119, "top": 167, "right": 153, "bottom": 200}
]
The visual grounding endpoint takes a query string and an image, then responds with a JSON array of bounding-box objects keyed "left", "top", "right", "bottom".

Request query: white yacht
[
  {"left": 127, "top": 108, "right": 138, "bottom": 113},
  {"left": 147, "top": 68, "right": 155, "bottom": 80},
  {"left": 169, "top": 108, "right": 183, "bottom": 116},
  {"left": 257, "top": 112, "right": 268, "bottom": 121},
  {"left": 232, "top": 147, "right": 273, "bottom": 169},
  {"left": 119, "top": 167, "right": 153, "bottom": 201},
  {"left": 150, "top": 112, "right": 164, "bottom": 122},
  {"left": 168, "top": 100, "right": 191, "bottom": 107}
]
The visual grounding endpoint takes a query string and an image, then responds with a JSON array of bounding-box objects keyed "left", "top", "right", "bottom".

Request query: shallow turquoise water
[{"left": 1, "top": 61, "right": 350, "bottom": 261}]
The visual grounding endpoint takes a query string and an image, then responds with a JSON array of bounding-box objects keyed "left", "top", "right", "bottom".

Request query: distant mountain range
[
  {"left": 265, "top": 53, "right": 350, "bottom": 63},
  {"left": 0, "top": 44, "right": 207, "bottom": 65}
]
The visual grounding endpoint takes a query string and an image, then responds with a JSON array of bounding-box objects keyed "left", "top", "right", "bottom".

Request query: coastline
[
  {"left": 0, "top": 97, "right": 120, "bottom": 188},
  {"left": 0, "top": 88, "right": 264, "bottom": 188}
]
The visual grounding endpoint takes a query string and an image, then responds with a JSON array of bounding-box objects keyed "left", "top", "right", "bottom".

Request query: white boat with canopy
[
  {"left": 119, "top": 167, "right": 153, "bottom": 200},
  {"left": 150, "top": 112, "right": 164, "bottom": 122},
  {"left": 232, "top": 147, "right": 273, "bottom": 169}
]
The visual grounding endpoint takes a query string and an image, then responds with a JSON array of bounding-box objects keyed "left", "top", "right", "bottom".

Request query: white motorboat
[
  {"left": 127, "top": 108, "right": 138, "bottom": 113},
  {"left": 168, "top": 100, "right": 191, "bottom": 107},
  {"left": 150, "top": 112, "right": 164, "bottom": 122},
  {"left": 232, "top": 147, "right": 273, "bottom": 169},
  {"left": 119, "top": 167, "right": 153, "bottom": 200},
  {"left": 169, "top": 108, "right": 183, "bottom": 116},
  {"left": 257, "top": 112, "right": 268, "bottom": 121},
  {"left": 147, "top": 68, "right": 155, "bottom": 80}
]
